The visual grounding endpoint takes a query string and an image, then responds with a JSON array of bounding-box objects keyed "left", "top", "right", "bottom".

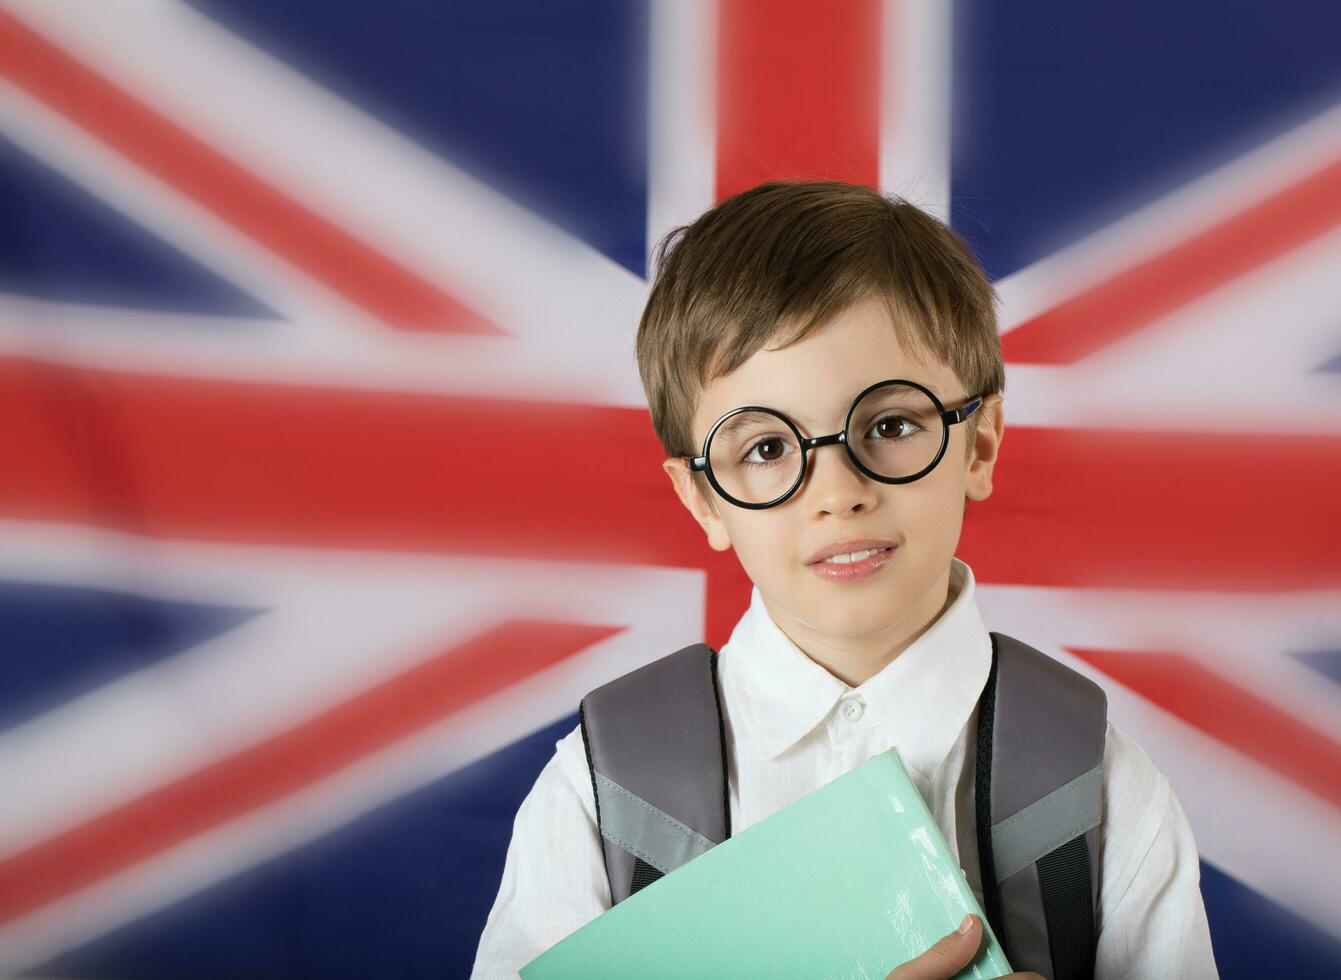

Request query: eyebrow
[{"left": 716, "top": 412, "right": 784, "bottom": 436}]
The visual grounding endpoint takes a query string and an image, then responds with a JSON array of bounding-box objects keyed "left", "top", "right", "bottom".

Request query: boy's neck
[{"left": 764, "top": 565, "right": 954, "bottom": 688}]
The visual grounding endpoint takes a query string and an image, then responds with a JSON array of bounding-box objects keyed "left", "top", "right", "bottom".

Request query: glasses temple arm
[{"left": 944, "top": 395, "right": 984, "bottom": 425}]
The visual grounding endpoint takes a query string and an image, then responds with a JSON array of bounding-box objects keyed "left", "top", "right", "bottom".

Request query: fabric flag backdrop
[{"left": 1, "top": 1, "right": 1339, "bottom": 976}]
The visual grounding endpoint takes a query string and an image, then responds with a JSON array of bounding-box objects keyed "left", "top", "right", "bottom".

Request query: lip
[
  {"left": 808, "top": 545, "right": 897, "bottom": 582},
  {"left": 805, "top": 538, "right": 900, "bottom": 565}
]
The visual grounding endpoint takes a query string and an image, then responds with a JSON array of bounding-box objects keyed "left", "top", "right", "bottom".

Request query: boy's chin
[
  {"left": 797, "top": 589, "right": 907, "bottom": 636},
  {"left": 767, "top": 568, "right": 902, "bottom": 624}
]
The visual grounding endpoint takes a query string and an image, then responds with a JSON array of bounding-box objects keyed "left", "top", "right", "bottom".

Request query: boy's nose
[{"left": 803, "top": 443, "right": 878, "bottom": 515}]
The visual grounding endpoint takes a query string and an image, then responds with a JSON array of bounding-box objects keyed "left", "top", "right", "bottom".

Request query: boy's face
[{"left": 662, "top": 293, "right": 1004, "bottom": 663}]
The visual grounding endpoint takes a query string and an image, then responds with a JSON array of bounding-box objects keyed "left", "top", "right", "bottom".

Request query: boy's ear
[
  {"left": 965, "top": 394, "right": 1005, "bottom": 502},
  {"left": 661, "top": 457, "right": 733, "bottom": 552}
]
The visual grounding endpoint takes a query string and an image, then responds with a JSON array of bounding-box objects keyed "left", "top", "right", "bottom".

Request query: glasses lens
[
  {"left": 707, "top": 410, "right": 802, "bottom": 505},
  {"left": 847, "top": 383, "right": 945, "bottom": 480}
]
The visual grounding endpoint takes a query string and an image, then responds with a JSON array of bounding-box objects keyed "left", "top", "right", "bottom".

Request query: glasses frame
[{"left": 682, "top": 378, "right": 985, "bottom": 510}]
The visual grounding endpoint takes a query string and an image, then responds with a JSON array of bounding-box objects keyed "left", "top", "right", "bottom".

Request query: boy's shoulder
[
  {"left": 1102, "top": 718, "right": 1169, "bottom": 800},
  {"left": 551, "top": 722, "right": 599, "bottom": 818},
  {"left": 1098, "top": 718, "right": 1178, "bottom": 901}
]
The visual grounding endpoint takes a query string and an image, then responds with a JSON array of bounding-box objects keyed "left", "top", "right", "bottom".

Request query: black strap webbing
[
  {"left": 974, "top": 633, "right": 1006, "bottom": 946},
  {"left": 1038, "top": 834, "right": 1097, "bottom": 979},
  {"left": 630, "top": 857, "right": 664, "bottom": 896},
  {"left": 709, "top": 649, "right": 732, "bottom": 842}
]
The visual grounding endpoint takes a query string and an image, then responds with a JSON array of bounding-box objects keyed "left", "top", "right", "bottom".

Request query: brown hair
[{"left": 636, "top": 180, "right": 1004, "bottom": 498}]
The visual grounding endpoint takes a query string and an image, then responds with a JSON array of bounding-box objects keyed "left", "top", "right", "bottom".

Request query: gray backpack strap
[
  {"left": 977, "top": 632, "right": 1107, "bottom": 980},
  {"left": 578, "top": 642, "right": 730, "bottom": 905}
]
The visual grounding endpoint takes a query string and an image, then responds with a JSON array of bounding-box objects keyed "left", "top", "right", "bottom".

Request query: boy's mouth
[
  {"left": 804, "top": 538, "right": 899, "bottom": 564},
  {"left": 807, "top": 545, "right": 898, "bottom": 581}
]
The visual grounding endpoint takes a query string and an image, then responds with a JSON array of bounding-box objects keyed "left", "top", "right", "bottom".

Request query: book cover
[{"left": 521, "top": 747, "right": 1013, "bottom": 979}]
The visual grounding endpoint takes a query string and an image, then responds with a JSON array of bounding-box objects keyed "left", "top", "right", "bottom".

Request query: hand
[{"left": 884, "top": 914, "right": 1044, "bottom": 980}]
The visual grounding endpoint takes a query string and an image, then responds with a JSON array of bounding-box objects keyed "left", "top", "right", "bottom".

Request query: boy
[{"left": 471, "top": 181, "right": 1218, "bottom": 978}]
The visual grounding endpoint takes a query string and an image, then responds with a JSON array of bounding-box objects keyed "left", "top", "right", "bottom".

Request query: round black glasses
[{"left": 682, "top": 379, "right": 985, "bottom": 510}]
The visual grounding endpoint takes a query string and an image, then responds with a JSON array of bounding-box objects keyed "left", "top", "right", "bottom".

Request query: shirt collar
[{"left": 722, "top": 557, "right": 992, "bottom": 779}]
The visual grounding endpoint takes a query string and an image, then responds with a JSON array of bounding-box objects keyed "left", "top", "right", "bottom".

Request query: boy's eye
[
  {"left": 742, "top": 435, "right": 793, "bottom": 464},
  {"left": 869, "top": 414, "right": 921, "bottom": 440}
]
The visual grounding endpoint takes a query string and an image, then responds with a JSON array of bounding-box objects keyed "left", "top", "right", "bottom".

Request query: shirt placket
[{"left": 825, "top": 691, "right": 879, "bottom": 760}]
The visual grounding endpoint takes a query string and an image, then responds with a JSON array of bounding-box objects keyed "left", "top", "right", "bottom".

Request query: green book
[{"left": 521, "top": 747, "right": 1013, "bottom": 979}]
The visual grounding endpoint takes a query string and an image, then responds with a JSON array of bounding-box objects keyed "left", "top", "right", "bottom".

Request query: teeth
[{"left": 821, "top": 547, "right": 888, "bottom": 564}]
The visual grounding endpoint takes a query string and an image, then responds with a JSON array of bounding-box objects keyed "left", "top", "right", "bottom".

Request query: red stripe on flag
[
  {"left": 1002, "top": 155, "right": 1341, "bottom": 364},
  {"left": 1069, "top": 646, "right": 1341, "bottom": 812},
  {"left": 0, "top": 356, "right": 705, "bottom": 565},
  {"left": 0, "top": 11, "right": 499, "bottom": 335},
  {"left": 0, "top": 617, "right": 622, "bottom": 925},
  {"left": 959, "top": 424, "right": 1341, "bottom": 593},
  {"left": 4, "top": 358, "right": 1339, "bottom": 592},
  {"left": 715, "top": 0, "right": 882, "bottom": 198}
]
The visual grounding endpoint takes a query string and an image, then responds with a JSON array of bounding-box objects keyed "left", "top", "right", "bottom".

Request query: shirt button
[{"left": 840, "top": 696, "right": 865, "bottom": 721}]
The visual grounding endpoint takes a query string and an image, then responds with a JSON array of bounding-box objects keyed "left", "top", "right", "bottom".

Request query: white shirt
[{"left": 471, "top": 557, "right": 1219, "bottom": 979}]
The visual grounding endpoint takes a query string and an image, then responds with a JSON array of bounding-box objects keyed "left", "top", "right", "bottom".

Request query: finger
[{"left": 884, "top": 913, "right": 982, "bottom": 980}]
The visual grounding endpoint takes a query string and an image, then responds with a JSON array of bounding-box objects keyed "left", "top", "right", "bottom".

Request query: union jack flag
[{"left": 0, "top": 1, "right": 1338, "bottom": 977}]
